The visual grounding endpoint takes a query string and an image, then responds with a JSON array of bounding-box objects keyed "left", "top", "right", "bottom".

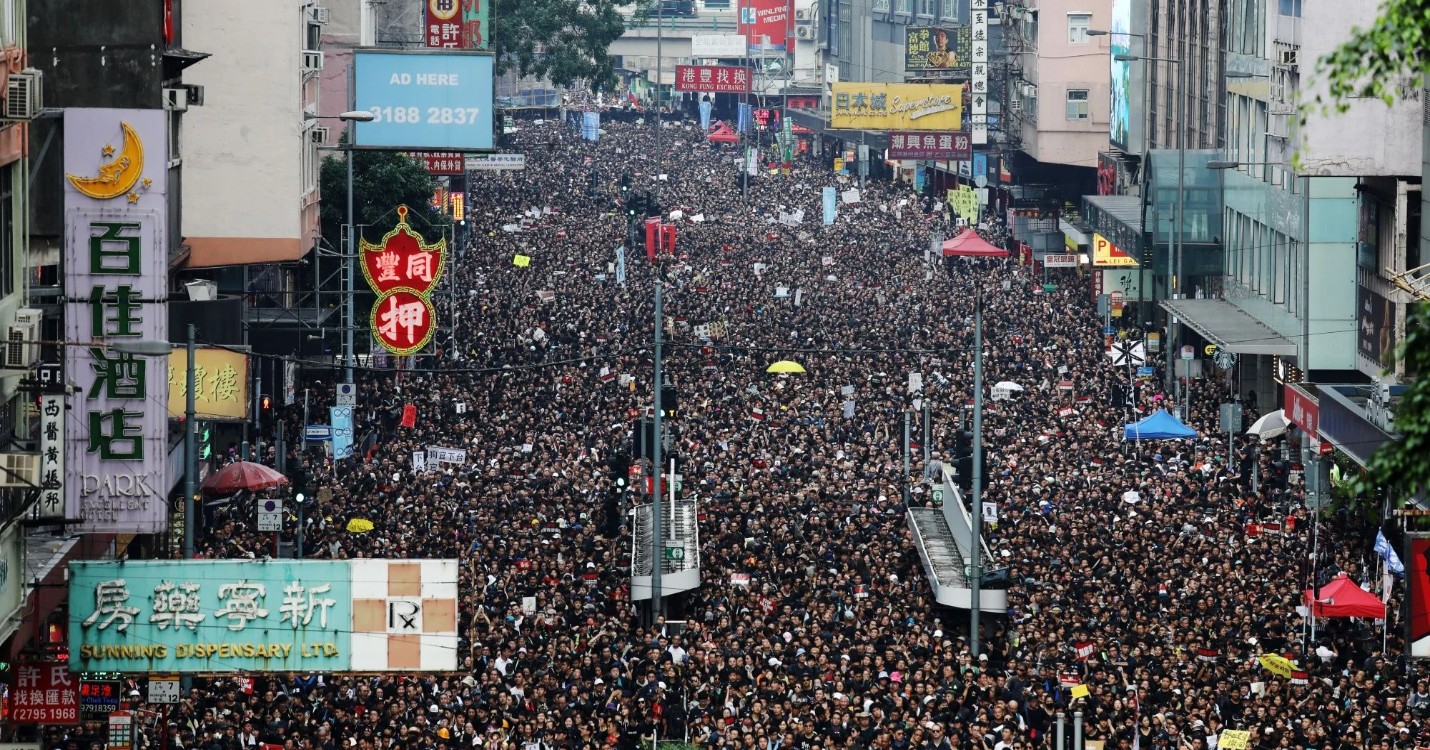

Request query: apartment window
[
  {"left": 306, "top": 21, "right": 322, "bottom": 51},
  {"left": 301, "top": 129, "right": 318, "bottom": 195},
  {"left": 0, "top": 168, "right": 11, "bottom": 298},
  {"left": 1067, "top": 13, "right": 1091, "bottom": 44},
  {"left": 918, "top": 0, "right": 934, "bottom": 16},
  {"left": 872, "top": 0, "right": 890, "bottom": 11},
  {"left": 942, "top": 0, "right": 956, "bottom": 18},
  {"left": 1066, "top": 89, "right": 1090, "bottom": 120},
  {"left": 897, "top": 0, "right": 913, "bottom": 14}
]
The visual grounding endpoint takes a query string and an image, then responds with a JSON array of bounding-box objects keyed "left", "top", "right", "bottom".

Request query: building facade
[
  {"left": 180, "top": 0, "right": 325, "bottom": 270},
  {"left": 1003, "top": 0, "right": 1112, "bottom": 169}
]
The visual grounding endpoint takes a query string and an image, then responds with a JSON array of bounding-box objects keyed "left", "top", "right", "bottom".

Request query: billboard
[
  {"left": 738, "top": 0, "right": 791, "bottom": 50},
  {"left": 1109, "top": 0, "right": 1136, "bottom": 150},
  {"left": 1410, "top": 535, "right": 1430, "bottom": 658},
  {"left": 360, "top": 206, "right": 446, "bottom": 356},
  {"left": 9, "top": 662, "right": 79, "bottom": 724},
  {"left": 353, "top": 50, "right": 494, "bottom": 151},
  {"left": 1092, "top": 233, "right": 1138, "bottom": 267},
  {"left": 166, "top": 348, "right": 250, "bottom": 421},
  {"left": 69, "top": 560, "right": 460, "bottom": 673},
  {"left": 905, "top": 27, "right": 971, "bottom": 73},
  {"left": 831, "top": 83, "right": 963, "bottom": 131},
  {"left": 674, "top": 65, "right": 753, "bottom": 93},
  {"left": 465, "top": 153, "right": 526, "bottom": 171},
  {"left": 1357, "top": 283, "right": 1397, "bottom": 367},
  {"left": 889, "top": 132, "right": 971, "bottom": 161},
  {"left": 691, "top": 34, "right": 748, "bottom": 58},
  {"left": 63, "top": 109, "right": 170, "bottom": 535}
]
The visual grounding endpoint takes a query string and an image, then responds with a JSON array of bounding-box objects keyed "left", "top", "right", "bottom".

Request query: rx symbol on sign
[{"left": 388, "top": 600, "right": 422, "bottom": 631}]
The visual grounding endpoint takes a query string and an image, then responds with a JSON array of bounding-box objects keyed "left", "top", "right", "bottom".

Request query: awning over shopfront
[{"left": 1160, "top": 298, "right": 1297, "bottom": 356}]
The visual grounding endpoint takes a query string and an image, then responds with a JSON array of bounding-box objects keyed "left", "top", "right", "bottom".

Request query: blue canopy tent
[{"left": 1124, "top": 409, "right": 1198, "bottom": 441}]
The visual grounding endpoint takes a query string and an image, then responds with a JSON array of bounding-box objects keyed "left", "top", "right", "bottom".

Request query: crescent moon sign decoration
[{"left": 66, "top": 121, "right": 146, "bottom": 201}]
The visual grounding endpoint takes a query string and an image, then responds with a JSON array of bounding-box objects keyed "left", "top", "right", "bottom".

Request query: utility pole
[
  {"left": 970, "top": 289, "right": 984, "bottom": 655},
  {"left": 650, "top": 275, "right": 665, "bottom": 620},
  {"left": 654, "top": 1, "right": 663, "bottom": 204},
  {"left": 183, "top": 324, "right": 197, "bottom": 560}
]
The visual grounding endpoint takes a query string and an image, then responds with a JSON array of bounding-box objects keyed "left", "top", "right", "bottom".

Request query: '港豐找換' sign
[{"left": 68, "top": 560, "right": 460, "bottom": 673}]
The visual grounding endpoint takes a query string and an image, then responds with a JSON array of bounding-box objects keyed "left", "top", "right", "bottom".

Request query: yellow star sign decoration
[{"left": 67, "top": 121, "right": 150, "bottom": 202}]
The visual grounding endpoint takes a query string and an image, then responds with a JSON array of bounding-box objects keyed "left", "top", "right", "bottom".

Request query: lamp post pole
[
  {"left": 345, "top": 144, "right": 356, "bottom": 385},
  {"left": 184, "top": 323, "right": 197, "bottom": 559},
  {"left": 651, "top": 275, "right": 665, "bottom": 621},
  {"left": 970, "top": 288, "right": 984, "bottom": 655}
]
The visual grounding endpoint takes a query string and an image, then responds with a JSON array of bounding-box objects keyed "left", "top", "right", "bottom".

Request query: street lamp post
[
  {"left": 295, "top": 491, "right": 307, "bottom": 558},
  {"left": 1117, "top": 53, "right": 1184, "bottom": 408}
]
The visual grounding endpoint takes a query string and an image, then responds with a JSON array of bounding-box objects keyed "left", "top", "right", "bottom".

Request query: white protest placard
[
  {"left": 412, "top": 450, "right": 427, "bottom": 472},
  {"left": 426, "top": 446, "right": 468, "bottom": 465}
]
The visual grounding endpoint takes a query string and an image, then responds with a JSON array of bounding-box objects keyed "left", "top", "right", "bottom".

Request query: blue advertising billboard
[
  {"left": 353, "top": 50, "right": 494, "bottom": 151},
  {"left": 69, "top": 559, "right": 460, "bottom": 673},
  {"left": 1109, "top": 0, "right": 1141, "bottom": 152}
]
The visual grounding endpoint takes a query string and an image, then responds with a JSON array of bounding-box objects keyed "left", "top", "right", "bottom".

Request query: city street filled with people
[{"left": 59, "top": 110, "right": 1418, "bottom": 750}]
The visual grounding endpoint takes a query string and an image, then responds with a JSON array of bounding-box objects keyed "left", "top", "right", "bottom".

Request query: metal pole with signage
[
  {"left": 970, "top": 288, "right": 984, "bottom": 655},
  {"left": 651, "top": 277, "right": 665, "bottom": 620},
  {"left": 184, "top": 324, "right": 197, "bottom": 560}
]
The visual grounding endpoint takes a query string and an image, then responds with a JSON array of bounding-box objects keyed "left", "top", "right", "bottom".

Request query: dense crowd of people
[{"left": 44, "top": 104, "right": 1417, "bottom": 750}]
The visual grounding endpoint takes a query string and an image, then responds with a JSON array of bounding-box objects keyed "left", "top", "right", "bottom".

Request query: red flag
[
  {"left": 401, "top": 404, "right": 417, "bottom": 428},
  {"left": 645, "top": 217, "right": 661, "bottom": 260},
  {"left": 660, "top": 224, "right": 677, "bottom": 256}
]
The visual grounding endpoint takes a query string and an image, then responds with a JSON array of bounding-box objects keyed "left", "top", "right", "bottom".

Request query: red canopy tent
[
  {"left": 1303, "top": 573, "right": 1385, "bottom": 619},
  {"left": 707, "top": 122, "right": 739, "bottom": 143},
  {"left": 941, "top": 229, "right": 1009, "bottom": 258}
]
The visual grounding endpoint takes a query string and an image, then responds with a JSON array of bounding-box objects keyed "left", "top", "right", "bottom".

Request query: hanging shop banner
[
  {"left": 9, "top": 662, "right": 79, "bottom": 724},
  {"left": 371, "top": 290, "right": 438, "bottom": 356},
  {"left": 888, "top": 132, "right": 971, "bottom": 161},
  {"left": 970, "top": 0, "right": 989, "bottom": 144},
  {"left": 423, "top": 0, "right": 462, "bottom": 48},
  {"left": 68, "top": 560, "right": 460, "bottom": 673},
  {"left": 674, "top": 65, "right": 753, "bottom": 94},
  {"left": 359, "top": 205, "right": 448, "bottom": 297},
  {"left": 62, "top": 108, "right": 170, "bottom": 535},
  {"left": 409, "top": 152, "right": 466, "bottom": 176},
  {"left": 738, "top": 0, "right": 792, "bottom": 51},
  {"left": 165, "top": 348, "right": 251, "bottom": 421},
  {"left": 330, "top": 406, "right": 354, "bottom": 460},
  {"left": 830, "top": 83, "right": 963, "bottom": 131},
  {"left": 904, "top": 26, "right": 971, "bottom": 73},
  {"left": 38, "top": 395, "right": 66, "bottom": 521}
]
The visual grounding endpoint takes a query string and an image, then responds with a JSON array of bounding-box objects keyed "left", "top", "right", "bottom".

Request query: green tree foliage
[
  {"left": 491, "top": 0, "right": 654, "bottom": 90},
  {"left": 1313, "top": 0, "right": 1429, "bottom": 111},
  {"left": 318, "top": 150, "right": 449, "bottom": 246},
  {"left": 1346, "top": 302, "right": 1430, "bottom": 500}
]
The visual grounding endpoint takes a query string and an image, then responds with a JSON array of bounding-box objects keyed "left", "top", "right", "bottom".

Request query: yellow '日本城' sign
[
  {"left": 167, "top": 347, "right": 251, "bottom": 421},
  {"left": 830, "top": 83, "right": 963, "bottom": 131}
]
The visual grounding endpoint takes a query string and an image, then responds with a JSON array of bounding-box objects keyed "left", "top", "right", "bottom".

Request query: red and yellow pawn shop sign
[{"left": 360, "top": 205, "right": 447, "bottom": 355}]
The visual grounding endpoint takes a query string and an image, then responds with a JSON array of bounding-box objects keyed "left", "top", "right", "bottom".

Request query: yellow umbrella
[
  {"left": 766, "top": 360, "right": 807, "bottom": 374},
  {"left": 346, "top": 518, "right": 375, "bottom": 534},
  {"left": 1257, "top": 653, "right": 1296, "bottom": 678}
]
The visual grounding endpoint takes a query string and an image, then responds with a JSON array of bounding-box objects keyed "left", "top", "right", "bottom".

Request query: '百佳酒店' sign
[{"left": 62, "top": 109, "right": 171, "bottom": 534}]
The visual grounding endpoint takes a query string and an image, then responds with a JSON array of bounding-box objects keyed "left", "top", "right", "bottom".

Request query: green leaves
[
  {"left": 491, "top": 0, "right": 656, "bottom": 90},
  {"left": 1311, "top": 0, "right": 1429, "bottom": 115},
  {"left": 319, "top": 152, "right": 448, "bottom": 247},
  {"left": 1346, "top": 301, "right": 1430, "bottom": 503}
]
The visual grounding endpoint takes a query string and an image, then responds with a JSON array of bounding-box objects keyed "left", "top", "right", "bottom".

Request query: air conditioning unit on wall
[
  {"left": 1278, "top": 48, "right": 1298, "bottom": 67},
  {"left": 3, "top": 68, "right": 43, "bottom": 121},
  {"left": 795, "top": 26, "right": 815, "bottom": 40}
]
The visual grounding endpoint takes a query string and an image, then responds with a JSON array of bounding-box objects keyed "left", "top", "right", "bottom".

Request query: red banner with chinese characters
[
  {"left": 359, "top": 206, "right": 448, "bottom": 297},
  {"left": 372, "top": 288, "right": 438, "bottom": 355},
  {"left": 361, "top": 206, "right": 446, "bottom": 355},
  {"left": 10, "top": 661, "right": 79, "bottom": 725},
  {"left": 888, "top": 132, "right": 971, "bottom": 161},
  {"left": 410, "top": 152, "right": 466, "bottom": 176},
  {"left": 424, "top": 0, "right": 462, "bottom": 47},
  {"left": 674, "top": 65, "right": 753, "bottom": 94}
]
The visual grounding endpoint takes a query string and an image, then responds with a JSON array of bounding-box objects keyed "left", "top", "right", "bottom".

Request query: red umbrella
[{"left": 201, "top": 461, "right": 289, "bottom": 495}]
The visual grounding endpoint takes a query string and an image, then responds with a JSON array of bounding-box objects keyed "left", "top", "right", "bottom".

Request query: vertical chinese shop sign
[
  {"left": 360, "top": 205, "right": 447, "bottom": 356},
  {"left": 62, "top": 109, "right": 170, "bottom": 534}
]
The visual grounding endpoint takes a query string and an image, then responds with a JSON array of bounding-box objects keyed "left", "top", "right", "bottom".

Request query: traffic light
[
  {"left": 659, "top": 384, "right": 679, "bottom": 420},
  {"left": 620, "top": 172, "right": 632, "bottom": 196},
  {"left": 199, "top": 422, "right": 213, "bottom": 461},
  {"left": 260, "top": 393, "right": 273, "bottom": 411}
]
